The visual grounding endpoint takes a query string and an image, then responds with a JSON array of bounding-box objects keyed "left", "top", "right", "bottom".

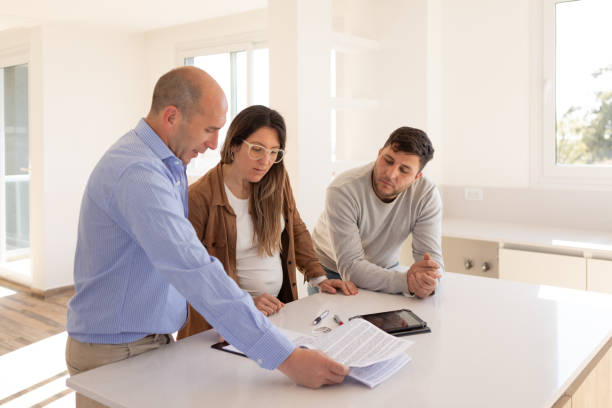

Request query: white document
[
  {"left": 219, "top": 319, "right": 414, "bottom": 388},
  {"left": 287, "top": 318, "right": 413, "bottom": 367},
  {"left": 348, "top": 353, "right": 412, "bottom": 388},
  {"left": 283, "top": 318, "right": 414, "bottom": 387}
]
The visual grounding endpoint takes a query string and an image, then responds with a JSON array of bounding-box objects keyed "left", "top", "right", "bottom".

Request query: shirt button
[{"left": 257, "top": 358, "right": 263, "bottom": 365}]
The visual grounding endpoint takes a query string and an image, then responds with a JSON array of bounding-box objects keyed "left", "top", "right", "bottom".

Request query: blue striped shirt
[{"left": 67, "top": 119, "right": 295, "bottom": 370}]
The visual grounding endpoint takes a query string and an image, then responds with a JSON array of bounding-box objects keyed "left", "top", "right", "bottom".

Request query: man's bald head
[
  {"left": 146, "top": 67, "right": 228, "bottom": 165},
  {"left": 149, "top": 66, "right": 224, "bottom": 120}
]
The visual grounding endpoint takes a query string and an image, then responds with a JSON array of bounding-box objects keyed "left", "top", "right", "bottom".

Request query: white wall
[
  {"left": 268, "top": 0, "right": 332, "bottom": 229},
  {"left": 28, "top": 24, "right": 147, "bottom": 290},
  {"left": 373, "top": 0, "right": 429, "bottom": 151},
  {"left": 437, "top": 0, "right": 531, "bottom": 188},
  {"left": 333, "top": 0, "right": 433, "bottom": 177}
]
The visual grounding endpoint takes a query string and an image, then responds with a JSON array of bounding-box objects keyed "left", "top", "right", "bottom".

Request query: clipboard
[{"left": 349, "top": 309, "right": 431, "bottom": 336}]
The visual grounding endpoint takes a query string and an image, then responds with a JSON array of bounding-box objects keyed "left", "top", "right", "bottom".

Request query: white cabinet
[
  {"left": 587, "top": 258, "right": 612, "bottom": 294},
  {"left": 441, "top": 237, "right": 498, "bottom": 278},
  {"left": 498, "top": 248, "right": 586, "bottom": 290},
  {"left": 443, "top": 219, "right": 612, "bottom": 292}
]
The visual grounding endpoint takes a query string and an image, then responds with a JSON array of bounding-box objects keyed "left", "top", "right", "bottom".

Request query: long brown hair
[{"left": 220, "top": 105, "right": 287, "bottom": 257}]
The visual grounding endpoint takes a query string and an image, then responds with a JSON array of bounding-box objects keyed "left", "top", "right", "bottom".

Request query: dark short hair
[
  {"left": 383, "top": 127, "right": 434, "bottom": 170},
  {"left": 149, "top": 67, "right": 203, "bottom": 120}
]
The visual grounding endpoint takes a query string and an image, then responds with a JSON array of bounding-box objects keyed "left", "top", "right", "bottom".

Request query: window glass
[
  {"left": 555, "top": 0, "right": 612, "bottom": 166},
  {"left": 2, "top": 63, "right": 30, "bottom": 254}
]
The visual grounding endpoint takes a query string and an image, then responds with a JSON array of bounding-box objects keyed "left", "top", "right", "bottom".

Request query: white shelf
[{"left": 332, "top": 32, "right": 379, "bottom": 54}]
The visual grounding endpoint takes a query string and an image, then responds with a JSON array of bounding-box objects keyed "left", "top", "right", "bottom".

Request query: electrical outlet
[{"left": 464, "top": 188, "right": 483, "bottom": 201}]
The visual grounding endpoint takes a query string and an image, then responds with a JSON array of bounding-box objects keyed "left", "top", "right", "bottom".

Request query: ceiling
[{"left": 0, "top": 0, "right": 267, "bottom": 32}]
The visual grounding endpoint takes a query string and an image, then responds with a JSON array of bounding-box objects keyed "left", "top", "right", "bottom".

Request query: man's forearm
[{"left": 339, "top": 259, "right": 408, "bottom": 294}]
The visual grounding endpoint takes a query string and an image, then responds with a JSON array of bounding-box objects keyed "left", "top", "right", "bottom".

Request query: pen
[
  {"left": 312, "top": 310, "right": 329, "bottom": 326},
  {"left": 333, "top": 314, "right": 344, "bottom": 326}
]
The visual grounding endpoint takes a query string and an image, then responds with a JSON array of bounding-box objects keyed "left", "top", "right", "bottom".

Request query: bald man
[{"left": 66, "top": 67, "right": 348, "bottom": 407}]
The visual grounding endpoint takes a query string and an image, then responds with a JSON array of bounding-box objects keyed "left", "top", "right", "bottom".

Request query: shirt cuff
[
  {"left": 400, "top": 269, "right": 413, "bottom": 297},
  {"left": 394, "top": 271, "right": 410, "bottom": 294},
  {"left": 244, "top": 326, "right": 296, "bottom": 370},
  {"left": 309, "top": 276, "right": 328, "bottom": 286}
]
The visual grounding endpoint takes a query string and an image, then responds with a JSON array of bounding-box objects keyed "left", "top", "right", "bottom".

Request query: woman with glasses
[{"left": 178, "top": 105, "right": 357, "bottom": 339}]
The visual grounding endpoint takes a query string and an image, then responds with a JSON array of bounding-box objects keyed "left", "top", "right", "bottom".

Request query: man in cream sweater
[{"left": 312, "top": 127, "right": 443, "bottom": 297}]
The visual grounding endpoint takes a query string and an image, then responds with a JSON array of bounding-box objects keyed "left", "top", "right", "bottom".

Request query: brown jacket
[{"left": 177, "top": 163, "right": 326, "bottom": 339}]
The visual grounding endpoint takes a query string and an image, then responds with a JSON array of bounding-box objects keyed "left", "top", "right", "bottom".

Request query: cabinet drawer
[
  {"left": 587, "top": 258, "right": 612, "bottom": 294},
  {"left": 499, "top": 248, "right": 586, "bottom": 290}
]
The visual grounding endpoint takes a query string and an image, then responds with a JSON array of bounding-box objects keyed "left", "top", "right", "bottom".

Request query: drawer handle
[{"left": 464, "top": 259, "right": 473, "bottom": 270}]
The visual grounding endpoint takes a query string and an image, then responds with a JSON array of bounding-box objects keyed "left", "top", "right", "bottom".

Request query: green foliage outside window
[{"left": 557, "top": 65, "right": 612, "bottom": 166}]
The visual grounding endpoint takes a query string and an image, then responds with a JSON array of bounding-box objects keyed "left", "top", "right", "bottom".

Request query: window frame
[
  {"left": 531, "top": 0, "right": 612, "bottom": 190},
  {"left": 0, "top": 46, "right": 30, "bottom": 270}
]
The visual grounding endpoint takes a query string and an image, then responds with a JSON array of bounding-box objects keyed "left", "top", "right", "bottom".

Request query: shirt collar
[{"left": 134, "top": 118, "right": 177, "bottom": 161}]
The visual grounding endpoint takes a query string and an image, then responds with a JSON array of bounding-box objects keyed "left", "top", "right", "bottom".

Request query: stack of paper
[{"left": 284, "top": 318, "right": 413, "bottom": 388}]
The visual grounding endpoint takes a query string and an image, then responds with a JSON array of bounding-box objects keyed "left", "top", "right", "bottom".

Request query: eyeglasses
[{"left": 242, "top": 140, "right": 285, "bottom": 163}]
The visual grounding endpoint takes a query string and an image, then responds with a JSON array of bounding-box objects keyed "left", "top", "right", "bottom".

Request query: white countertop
[
  {"left": 443, "top": 218, "right": 612, "bottom": 257},
  {"left": 67, "top": 273, "right": 612, "bottom": 408}
]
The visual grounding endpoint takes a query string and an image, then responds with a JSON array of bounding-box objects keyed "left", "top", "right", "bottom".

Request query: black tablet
[{"left": 349, "top": 309, "right": 430, "bottom": 336}]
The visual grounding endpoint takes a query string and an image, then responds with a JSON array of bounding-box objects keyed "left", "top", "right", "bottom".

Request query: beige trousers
[{"left": 65, "top": 334, "right": 173, "bottom": 408}]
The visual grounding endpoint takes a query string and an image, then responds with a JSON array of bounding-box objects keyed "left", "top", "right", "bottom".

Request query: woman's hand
[
  {"left": 253, "top": 293, "right": 285, "bottom": 316},
  {"left": 318, "top": 279, "right": 359, "bottom": 296}
]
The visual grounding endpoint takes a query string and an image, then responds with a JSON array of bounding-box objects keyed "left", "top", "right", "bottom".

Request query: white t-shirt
[{"left": 225, "top": 185, "right": 284, "bottom": 297}]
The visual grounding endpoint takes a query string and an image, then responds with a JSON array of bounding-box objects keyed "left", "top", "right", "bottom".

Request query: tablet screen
[{"left": 359, "top": 309, "right": 425, "bottom": 333}]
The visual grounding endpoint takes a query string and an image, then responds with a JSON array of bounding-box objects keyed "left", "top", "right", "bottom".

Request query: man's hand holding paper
[{"left": 278, "top": 348, "right": 349, "bottom": 389}]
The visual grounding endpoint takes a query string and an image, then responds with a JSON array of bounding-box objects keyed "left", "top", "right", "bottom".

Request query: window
[
  {"left": 1, "top": 63, "right": 30, "bottom": 268},
  {"left": 182, "top": 45, "right": 269, "bottom": 177},
  {"left": 536, "top": 0, "right": 612, "bottom": 188},
  {"left": 555, "top": 0, "right": 612, "bottom": 166}
]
